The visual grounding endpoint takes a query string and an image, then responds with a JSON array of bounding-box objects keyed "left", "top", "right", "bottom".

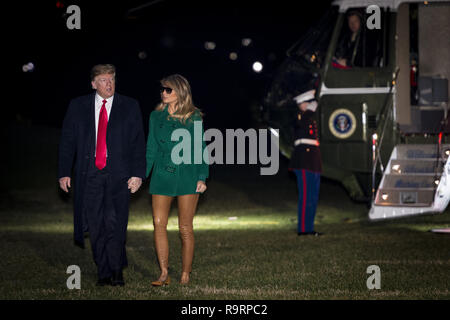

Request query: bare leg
[
  {"left": 177, "top": 193, "right": 199, "bottom": 284},
  {"left": 152, "top": 194, "right": 173, "bottom": 282}
]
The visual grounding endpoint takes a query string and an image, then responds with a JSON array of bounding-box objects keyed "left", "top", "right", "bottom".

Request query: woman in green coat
[{"left": 146, "top": 74, "right": 208, "bottom": 286}]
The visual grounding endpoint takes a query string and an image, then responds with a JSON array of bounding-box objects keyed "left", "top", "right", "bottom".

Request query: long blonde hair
[{"left": 155, "top": 74, "right": 203, "bottom": 123}]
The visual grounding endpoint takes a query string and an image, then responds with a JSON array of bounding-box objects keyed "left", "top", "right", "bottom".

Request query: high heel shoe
[{"left": 151, "top": 275, "right": 171, "bottom": 287}]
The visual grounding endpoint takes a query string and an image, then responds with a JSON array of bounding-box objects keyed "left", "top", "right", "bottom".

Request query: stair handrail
[
  {"left": 433, "top": 102, "right": 449, "bottom": 196},
  {"left": 371, "top": 68, "right": 400, "bottom": 203}
]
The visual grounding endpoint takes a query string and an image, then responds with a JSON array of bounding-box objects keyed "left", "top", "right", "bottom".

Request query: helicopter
[{"left": 262, "top": 0, "right": 450, "bottom": 219}]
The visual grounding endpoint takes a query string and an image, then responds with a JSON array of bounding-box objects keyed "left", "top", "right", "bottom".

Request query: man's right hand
[{"left": 59, "top": 177, "right": 71, "bottom": 193}]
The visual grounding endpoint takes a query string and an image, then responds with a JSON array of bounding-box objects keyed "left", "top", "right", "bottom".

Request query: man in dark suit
[{"left": 58, "top": 64, "right": 146, "bottom": 286}]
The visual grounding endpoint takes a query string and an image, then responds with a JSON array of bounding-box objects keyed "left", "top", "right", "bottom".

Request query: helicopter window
[
  {"left": 287, "top": 7, "right": 339, "bottom": 70},
  {"left": 333, "top": 8, "right": 388, "bottom": 69}
]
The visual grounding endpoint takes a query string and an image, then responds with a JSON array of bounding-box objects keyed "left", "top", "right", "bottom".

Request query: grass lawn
[{"left": 1, "top": 160, "right": 450, "bottom": 300}]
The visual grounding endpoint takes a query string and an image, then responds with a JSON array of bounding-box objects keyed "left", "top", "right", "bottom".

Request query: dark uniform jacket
[{"left": 288, "top": 109, "right": 322, "bottom": 173}]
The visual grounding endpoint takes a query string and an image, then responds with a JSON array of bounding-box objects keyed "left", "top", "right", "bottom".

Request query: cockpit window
[
  {"left": 333, "top": 7, "right": 389, "bottom": 68},
  {"left": 287, "top": 7, "right": 339, "bottom": 70}
]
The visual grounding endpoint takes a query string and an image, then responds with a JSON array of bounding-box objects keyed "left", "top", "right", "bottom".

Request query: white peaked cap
[{"left": 293, "top": 89, "right": 316, "bottom": 104}]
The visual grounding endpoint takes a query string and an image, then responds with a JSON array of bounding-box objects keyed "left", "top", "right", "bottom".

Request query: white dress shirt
[{"left": 94, "top": 93, "right": 114, "bottom": 156}]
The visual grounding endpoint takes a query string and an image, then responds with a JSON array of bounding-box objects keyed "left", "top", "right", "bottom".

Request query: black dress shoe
[
  {"left": 297, "top": 231, "right": 323, "bottom": 236},
  {"left": 112, "top": 270, "right": 125, "bottom": 286},
  {"left": 96, "top": 277, "right": 112, "bottom": 286}
]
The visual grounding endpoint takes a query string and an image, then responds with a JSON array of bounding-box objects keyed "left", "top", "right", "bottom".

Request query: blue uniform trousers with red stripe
[{"left": 293, "top": 169, "right": 320, "bottom": 233}]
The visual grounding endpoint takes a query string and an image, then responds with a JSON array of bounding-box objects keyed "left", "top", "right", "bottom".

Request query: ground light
[
  {"left": 241, "top": 38, "right": 252, "bottom": 46},
  {"left": 204, "top": 42, "right": 216, "bottom": 50},
  {"left": 252, "top": 61, "right": 263, "bottom": 73},
  {"left": 229, "top": 52, "right": 238, "bottom": 61},
  {"left": 0, "top": 214, "right": 286, "bottom": 233},
  {"left": 22, "top": 62, "right": 35, "bottom": 72},
  {"left": 430, "top": 228, "right": 450, "bottom": 233}
]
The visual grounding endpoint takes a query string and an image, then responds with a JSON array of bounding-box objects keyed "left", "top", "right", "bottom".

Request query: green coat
[{"left": 146, "top": 105, "right": 209, "bottom": 196}]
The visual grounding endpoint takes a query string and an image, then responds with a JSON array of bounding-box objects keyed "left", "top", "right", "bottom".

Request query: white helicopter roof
[{"left": 332, "top": 0, "right": 450, "bottom": 12}]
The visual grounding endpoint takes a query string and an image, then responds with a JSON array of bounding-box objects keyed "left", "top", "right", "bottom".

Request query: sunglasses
[{"left": 160, "top": 87, "right": 173, "bottom": 94}]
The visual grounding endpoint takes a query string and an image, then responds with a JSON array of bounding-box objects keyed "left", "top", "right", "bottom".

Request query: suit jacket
[
  {"left": 146, "top": 105, "right": 209, "bottom": 196},
  {"left": 289, "top": 110, "right": 322, "bottom": 173},
  {"left": 58, "top": 92, "right": 146, "bottom": 248}
]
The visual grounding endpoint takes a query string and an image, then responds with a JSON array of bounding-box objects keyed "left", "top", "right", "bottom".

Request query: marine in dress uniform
[{"left": 288, "top": 89, "right": 323, "bottom": 236}]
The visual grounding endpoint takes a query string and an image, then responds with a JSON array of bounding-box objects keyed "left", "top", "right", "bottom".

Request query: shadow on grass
[{"left": 2, "top": 217, "right": 450, "bottom": 299}]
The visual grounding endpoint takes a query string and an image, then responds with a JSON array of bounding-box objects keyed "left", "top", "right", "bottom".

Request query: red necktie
[{"left": 95, "top": 99, "right": 108, "bottom": 170}]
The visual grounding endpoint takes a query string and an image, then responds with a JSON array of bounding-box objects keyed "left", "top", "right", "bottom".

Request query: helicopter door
[{"left": 400, "top": 2, "right": 450, "bottom": 134}]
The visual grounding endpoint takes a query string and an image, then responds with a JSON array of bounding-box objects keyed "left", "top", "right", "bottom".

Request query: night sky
[{"left": 9, "top": 0, "right": 333, "bottom": 132}]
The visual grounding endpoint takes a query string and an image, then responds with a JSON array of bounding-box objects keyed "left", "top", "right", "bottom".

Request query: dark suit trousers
[{"left": 84, "top": 161, "right": 129, "bottom": 279}]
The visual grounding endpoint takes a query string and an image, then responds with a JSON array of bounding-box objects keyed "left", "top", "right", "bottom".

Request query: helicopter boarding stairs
[{"left": 369, "top": 144, "right": 450, "bottom": 220}]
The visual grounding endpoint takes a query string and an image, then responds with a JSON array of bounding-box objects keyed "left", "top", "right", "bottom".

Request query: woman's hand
[{"left": 196, "top": 181, "right": 207, "bottom": 193}]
